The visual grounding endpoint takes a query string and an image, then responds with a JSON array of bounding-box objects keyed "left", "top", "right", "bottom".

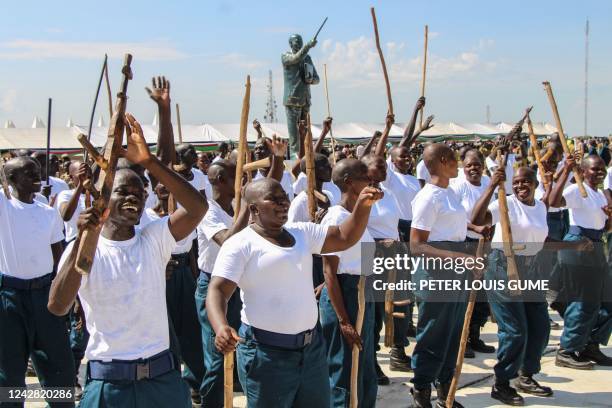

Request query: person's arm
[
  {"left": 206, "top": 276, "right": 240, "bottom": 353},
  {"left": 124, "top": 113, "right": 207, "bottom": 241},
  {"left": 253, "top": 119, "right": 263, "bottom": 139},
  {"left": 548, "top": 156, "right": 575, "bottom": 208},
  {"left": 291, "top": 120, "right": 308, "bottom": 178},
  {"left": 322, "top": 255, "right": 362, "bottom": 350},
  {"left": 48, "top": 207, "right": 100, "bottom": 316},
  {"left": 267, "top": 136, "right": 288, "bottom": 182},
  {"left": 146, "top": 76, "right": 174, "bottom": 168},
  {"left": 314, "top": 117, "right": 332, "bottom": 153},
  {"left": 60, "top": 185, "right": 84, "bottom": 222},
  {"left": 374, "top": 113, "right": 395, "bottom": 157},
  {"left": 471, "top": 168, "right": 505, "bottom": 226},
  {"left": 399, "top": 97, "right": 425, "bottom": 148},
  {"left": 411, "top": 115, "right": 435, "bottom": 142},
  {"left": 281, "top": 40, "right": 317, "bottom": 65},
  {"left": 320, "top": 186, "right": 382, "bottom": 253},
  {"left": 211, "top": 205, "right": 250, "bottom": 246},
  {"left": 362, "top": 131, "right": 381, "bottom": 158}
]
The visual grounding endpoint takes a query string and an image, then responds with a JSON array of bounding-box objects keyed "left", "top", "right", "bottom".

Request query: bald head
[
  {"left": 582, "top": 154, "right": 604, "bottom": 169},
  {"left": 4, "top": 156, "right": 38, "bottom": 179},
  {"left": 332, "top": 158, "right": 368, "bottom": 192},
  {"left": 513, "top": 166, "right": 537, "bottom": 183},
  {"left": 113, "top": 168, "right": 144, "bottom": 190},
  {"left": 207, "top": 159, "right": 235, "bottom": 181},
  {"left": 68, "top": 160, "right": 83, "bottom": 176},
  {"left": 423, "top": 143, "right": 455, "bottom": 175},
  {"left": 244, "top": 178, "right": 282, "bottom": 204}
]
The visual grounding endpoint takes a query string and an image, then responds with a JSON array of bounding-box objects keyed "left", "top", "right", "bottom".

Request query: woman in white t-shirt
[
  {"left": 471, "top": 166, "right": 555, "bottom": 405},
  {"left": 206, "top": 177, "right": 383, "bottom": 407}
]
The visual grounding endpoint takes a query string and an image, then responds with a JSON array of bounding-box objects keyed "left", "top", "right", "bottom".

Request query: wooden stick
[
  {"left": 370, "top": 7, "right": 393, "bottom": 115},
  {"left": 85, "top": 55, "right": 108, "bottom": 163},
  {"left": 540, "top": 148, "right": 554, "bottom": 163},
  {"left": 526, "top": 114, "right": 548, "bottom": 190},
  {"left": 384, "top": 267, "right": 396, "bottom": 348},
  {"left": 224, "top": 353, "right": 234, "bottom": 408},
  {"left": 46, "top": 98, "right": 52, "bottom": 184},
  {"left": 542, "top": 81, "right": 587, "bottom": 197},
  {"left": 104, "top": 61, "right": 113, "bottom": 120},
  {"left": 242, "top": 157, "right": 270, "bottom": 172},
  {"left": 323, "top": 64, "right": 337, "bottom": 164},
  {"left": 447, "top": 238, "right": 484, "bottom": 407},
  {"left": 419, "top": 25, "right": 429, "bottom": 129},
  {"left": 176, "top": 103, "right": 183, "bottom": 144},
  {"left": 496, "top": 150, "right": 521, "bottom": 296},
  {"left": 304, "top": 113, "right": 317, "bottom": 221},
  {"left": 350, "top": 275, "right": 366, "bottom": 408}
]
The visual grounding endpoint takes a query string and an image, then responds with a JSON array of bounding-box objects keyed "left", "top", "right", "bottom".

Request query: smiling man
[
  {"left": 0, "top": 156, "right": 75, "bottom": 406},
  {"left": 48, "top": 114, "right": 208, "bottom": 407}
]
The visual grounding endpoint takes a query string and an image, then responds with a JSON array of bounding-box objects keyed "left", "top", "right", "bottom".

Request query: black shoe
[
  {"left": 514, "top": 374, "right": 553, "bottom": 397},
  {"left": 555, "top": 349, "right": 595, "bottom": 370},
  {"left": 190, "top": 389, "right": 201, "bottom": 407},
  {"left": 375, "top": 361, "right": 390, "bottom": 386},
  {"left": 435, "top": 382, "right": 465, "bottom": 408},
  {"left": 407, "top": 323, "right": 417, "bottom": 338},
  {"left": 549, "top": 319, "right": 561, "bottom": 330},
  {"left": 74, "top": 380, "right": 83, "bottom": 402},
  {"left": 578, "top": 343, "right": 612, "bottom": 366},
  {"left": 26, "top": 359, "right": 36, "bottom": 377},
  {"left": 464, "top": 343, "right": 475, "bottom": 359},
  {"left": 390, "top": 346, "right": 413, "bottom": 372},
  {"left": 410, "top": 387, "right": 433, "bottom": 408},
  {"left": 491, "top": 381, "right": 524, "bottom": 406},
  {"left": 468, "top": 327, "right": 496, "bottom": 354}
]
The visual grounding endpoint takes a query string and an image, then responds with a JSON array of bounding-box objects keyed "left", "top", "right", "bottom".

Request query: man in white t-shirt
[
  {"left": 176, "top": 143, "right": 212, "bottom": 199},
  {"left": 49, "top": 114, "right": 208, "bottom": 407},
  {"left": 252, "top": 136, "right": 294, "bottom": 199},
  {"left": 56, "top": 161, "right": 90, "bottom": 242},
  {"left": 409, "top": 143, "right": 479, "bottom": 408},
  {"left": 548, "top": 155, "right": 612, "bottom": 369},
  {"left": 31, "top": 151, "right": 69, "bottom": 205},
  {"left": 0, "top": 156, "right": 75, "bottom": 399},
  {"left": 319, "top": 158, "right": 378, "bottom": 407},
  {"left": 195, "top": 160, "right": 250, "bottom": 407},
  {"left": 205, "top": 177, "right": 382, "bottom": 407},
  {"left": 416, "top": 159, "right": 431, "bottom": 188}
]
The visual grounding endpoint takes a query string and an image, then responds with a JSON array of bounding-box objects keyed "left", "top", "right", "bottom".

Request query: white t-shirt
[
  {"left": 563, "top": 184, "right": 608, "bottom": 230},
  {"left": 143, "top": 208, "right": 195, "bottom": 254},
  {"left": 212, "top": 223, "right": 328, "bottom": 334},
  {"left": 604, "top": 167, "right": 612, "bottom": 191},
  {"left": 55, "top": 189, "right": 86, "bottom": 242},
  {"left": 8, "top": 186, "right": 49, "bottom": 205},
  {"left": 0, "top": 195, "right": 64, "bottom": 279},
  {"left": 254, "top": 170, "right": 294, "bottom": 200},
  {"left": 367, "top": 185, "right": 400, "bottom": 240},
  {"left": 59, "top": 218, "right": 176, "bottom": 361},
  {"left": 416, "top": 160, "right": 431, "bottom": 183},
  {"left": 144, "top": 173, "right": 157, "bottom": 210},
  {"left": 382, "top": 168, "right": 421, "bottom": 221},
  {"left": 485, "top": 154, "right": 516, "bottom": 192},
  {"left": 293, "top": 173, "right": 341, "bottom": 204},
  {"left": 534, "top": 163, "right": 570, "bottom": 213},
  {"left": 489, "top": 195, "right": 548, "bottom": 256},
  {"left": 450, "top": 176, "right": 491, "bottom": 239},
  {"left": 197, "top": 199, "right": 233, "bottom": 273},
  {"left": 287, "top": 190, "right": 336, "bottom": 223},
  {"left": 321, "top": 206, "right": 374, "bottom": 275},
  {"left": 192, "top": 168, "right": 213, "bottom": 198},
  {"left": 44, "top": 176, "right": 69, "bottom": 204},
  {"left": 411, "top": 183, "right": 467, "bottom": 242}
]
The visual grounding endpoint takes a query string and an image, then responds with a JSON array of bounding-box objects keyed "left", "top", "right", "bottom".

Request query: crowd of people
[{"left": 0, "top": 88, "right": 611, "bottom": 408}]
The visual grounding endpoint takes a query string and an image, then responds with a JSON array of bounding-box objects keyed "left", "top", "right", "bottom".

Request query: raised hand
[
  {"left": 358, "top": 186, "right": 384, "bottom": 207},
  {"left": 421, "top": 115, "right": 435, "bottom": 131},
  {"left": 123, "top": 113, "right": 153, "bottom": 165},
  {"left": 385, "top": 113, "right": 395, "bottom": 129},
  {"left": 253, "top": 119, "right": 262, "bottom": 133},
  {"left": 322, "top": 117, "right": 333, "bottom": 132},
  {"left": 145, "top": 76, "right": 171, "bottom": 109},
  {"left": 491, "top": 167, "right": 506, "bottom": 187},
  {"left": 265, "top": 134, "right": 288, "bottom": 158},
  {"left": 76, "top": 163, "right": 92, "bottom": 186},
  {"left": 415, "top": 96, "right": 426, "bottom": 111},
  {"left": 77, "top": 207, "right": 104, "bottom": 233}
]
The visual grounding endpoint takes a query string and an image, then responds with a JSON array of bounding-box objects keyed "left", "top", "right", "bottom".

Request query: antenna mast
[
  {"left": 584, "top": 19, "right": 589, "bottom": 137},
  {"left": 264, "top": 69, "right": 278, "bottom": 123}
]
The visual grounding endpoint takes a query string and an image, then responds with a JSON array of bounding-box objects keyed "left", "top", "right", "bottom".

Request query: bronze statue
[{"left": 282, "top": 33, "right": 320, "bottom": 158}]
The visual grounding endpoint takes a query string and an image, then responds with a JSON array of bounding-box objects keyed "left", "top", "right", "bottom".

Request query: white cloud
[
  {"left": 318, "top": 36, "right": 498, "bottom": 88},
  {"left": 209, "top": 53, "right": 268, "bottom": 70},
  {"left": 0, "top": 39, "right": 186, "bottom": 60},
  {"left": 477, "top": 39, "right": 495, "bottom": 50},
  {"left": 0, "top": 89, "right": 17, "bottom": 113}
]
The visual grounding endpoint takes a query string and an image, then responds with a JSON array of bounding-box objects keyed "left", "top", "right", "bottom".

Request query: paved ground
[{"left": 25, "top": 312, "right": 611, "bottom": 407}]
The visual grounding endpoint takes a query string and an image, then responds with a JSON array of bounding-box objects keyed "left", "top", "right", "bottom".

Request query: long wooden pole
[
  {"left": 85, "top": 55, "right": 108, "bottom": 162},
  {"left": 46, "top": 98, "right": 52, "bottom": 185},
  {"left": 225, "top": 75, "right": 250, "bottom": 408},
  {"left": 542, "top": 81, "right": 587, "bottom": 197},
  {"left": 304, "top": 113, "right": 317, "bottom": 221},
  {"left": 447, "top": 238, "right": 485, "bottom": 406},
  {"left": 323, "top": 64, "right": 337, "bottom": 164},
  {"left": 526, "top": 114, "right": 549, "bottom": 190},
  {"left": 419, "top": 25, "right": 429, "bottom": 128},
  {"left": 104, "top": 62, "right": 113, "bottom": 120},
  {"left": 175, "top": 103, "right": 183, "bottom": 144},
  {"left": 370, "top": 7, "right": 393, "bottom": 116},
  {"left": 350, "top": 276, "right": 366, "bottom": 408}
]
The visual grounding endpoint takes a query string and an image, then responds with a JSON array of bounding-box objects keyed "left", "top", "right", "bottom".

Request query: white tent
[
  {"left": 4, "top": 120, "right": 15, "bottom": 129},
  {"left": 31, "top": 116, "right": 45, "bottom": 128}
]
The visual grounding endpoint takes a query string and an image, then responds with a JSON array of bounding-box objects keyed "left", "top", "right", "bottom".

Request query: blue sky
[{"left": 0, "top": 0, "right": 611, "bottom": 135}]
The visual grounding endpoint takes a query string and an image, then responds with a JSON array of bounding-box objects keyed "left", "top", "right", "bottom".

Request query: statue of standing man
[{"left": 282, "top": 34, "right": 319, "bottom": 158}]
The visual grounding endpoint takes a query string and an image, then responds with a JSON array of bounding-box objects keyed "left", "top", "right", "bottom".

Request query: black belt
[
  {"left": 546, "top": 211, "right": 564, "bottom": 220},
  {"left": 247, "top": 324, "right": 316, "bottom": 349},
  {"left": 568, "top": 225, "right": 604, "bottom": 241},
  {"left": 170, "top": 252, "right": 190, "bottom": 266},
  {"left": 88, "top": 350, "right": 176, "bottom": 381},
  {"left": 0, "top": 273, "right": 53, "bottom": 290}
]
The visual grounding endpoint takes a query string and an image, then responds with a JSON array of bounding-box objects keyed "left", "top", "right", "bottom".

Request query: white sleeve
[
  {"left": 50, "top": 208, "right": 65, "bottom": 244},
  {"left": 55, "top": 190, "right": 72, "bottom": 209},
  {"left": 605, "top": 168, "right": 612, "bottom": 190},
  {"left": 320, "top": 210, "right": 348, "bottom": 257},
  {"left": 416, "top": 162, "right": 429, "bottom": 180},
  {"left": 281, "top": 172, "right": 295, "bottom": 198},
  {"left": 411, "top": 194, "right": 437, "bottom": 232},
  {"left": 200, "top": 209, "right": 229, "bottom": 241},
  {"left": 293, "top": 174, "right": 307, "bottom": 196},
  {"left": 562, "top": 185, "right": 582, "bottom": 209},
  {"left": 488, "top": 200, "right": 501, "bottom": 225},
  {"left": 287, "top": 196, "right": 305, "bottom": 223},
  {"left": 294, "top": 222, "right": 329, "bottom": 255},
  {"left": 211, "top": 236, "right": 248, "bottom": 284}
]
